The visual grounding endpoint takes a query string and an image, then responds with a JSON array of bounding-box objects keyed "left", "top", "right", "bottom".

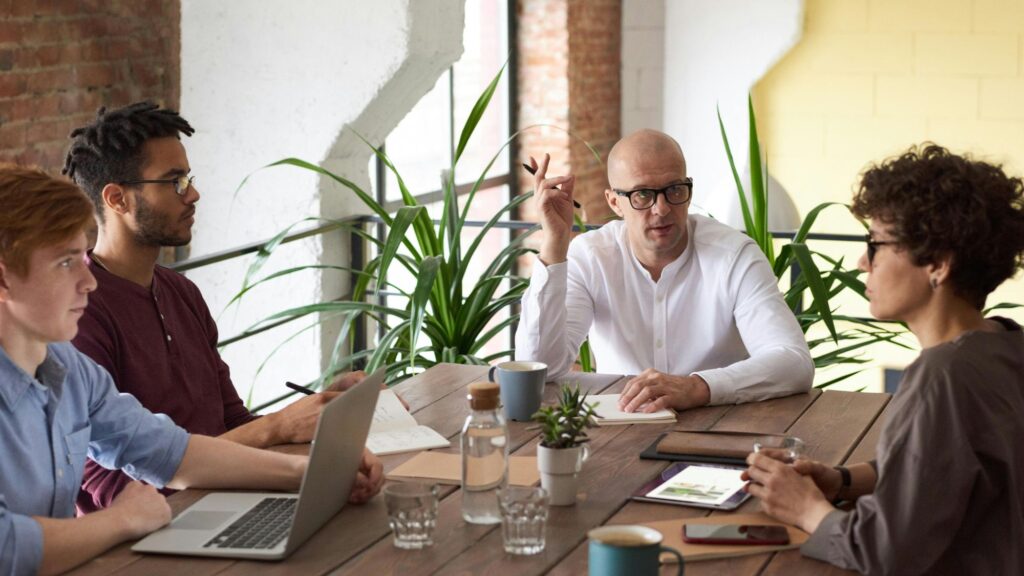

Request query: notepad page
[
  {"left": 369, "top": 389, "right": 419, "bottom": 434},
  {"left": 367, "top": 425, "right": 450, "bottom": 456},
  {"left": 588, "top": 394, "right": 676, "bottom": 421}
]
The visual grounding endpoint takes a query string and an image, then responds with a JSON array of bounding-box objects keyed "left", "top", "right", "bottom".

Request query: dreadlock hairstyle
[{"left": 62, "top": 101, "right": 195, "bottom": 221}]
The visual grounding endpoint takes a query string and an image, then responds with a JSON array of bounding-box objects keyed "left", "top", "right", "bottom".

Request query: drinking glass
[
  {"left": 384, "top": 482, "right": 439, "bottom": 549},
  {"left": 497, "top": 486, "right": 549, "bottom": 555},
  {"left": 753, "top": 436, "right": 805, "bottom": 463}
]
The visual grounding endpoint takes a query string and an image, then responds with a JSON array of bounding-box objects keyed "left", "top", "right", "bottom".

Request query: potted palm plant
[
  {"left": 532, "top": 384, "right": 598, "bottom": 506},
  {"left": 718, "top": 96, "right": 909, "bottom": 387}
]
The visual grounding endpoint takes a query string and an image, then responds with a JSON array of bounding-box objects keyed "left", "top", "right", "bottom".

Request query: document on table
[
  {"left": 366, "top": 390, "right": 450, "bottom": 455},
  {"left": 587, "top": 394, "right": 677, "bottom": 425}
]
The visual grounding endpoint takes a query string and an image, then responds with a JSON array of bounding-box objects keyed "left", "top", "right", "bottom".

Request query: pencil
[
  {"left": 285, "top": 381, "right": 316, "bottom": 395},
  {"left": 522, "top": 162, "right": 582, "bottom": 209}
]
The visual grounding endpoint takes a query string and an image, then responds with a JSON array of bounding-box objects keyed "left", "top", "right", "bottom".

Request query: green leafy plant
[
  {"left": 225, "top": 64, "right": 537, "bottom": 390},
  {"left": 718, "top": 96, "right": 909, "bottom": 387},
  {"left": 531, "top": 383, "right": 599, "bottom": 449}
]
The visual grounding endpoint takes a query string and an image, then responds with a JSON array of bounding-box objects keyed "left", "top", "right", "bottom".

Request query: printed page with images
[{"left": 366, "top": 390, "right": 450, "bottom": 455}]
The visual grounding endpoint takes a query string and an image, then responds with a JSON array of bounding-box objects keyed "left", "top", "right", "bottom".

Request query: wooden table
[{"left": 72, "top": 364, "right": 891, "bottom": 575}]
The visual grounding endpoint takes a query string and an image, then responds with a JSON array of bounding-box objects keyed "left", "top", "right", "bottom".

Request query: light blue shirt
[{"left": 0, "top": 342, "right": 189, "bottom": 575}]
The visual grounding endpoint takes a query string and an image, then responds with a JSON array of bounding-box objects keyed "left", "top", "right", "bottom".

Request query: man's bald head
[{"left": 607, "top": 129, "right": 686, "bottom": 190}]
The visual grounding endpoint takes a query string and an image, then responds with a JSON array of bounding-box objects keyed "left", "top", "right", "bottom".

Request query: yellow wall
[{"left": 755, "top": 0, "right": 1024, "bottom": 390}]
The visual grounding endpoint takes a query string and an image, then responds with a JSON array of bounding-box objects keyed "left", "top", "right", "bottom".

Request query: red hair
[{"left": 0, "top": 164, "right": 95, "bottom": 276}]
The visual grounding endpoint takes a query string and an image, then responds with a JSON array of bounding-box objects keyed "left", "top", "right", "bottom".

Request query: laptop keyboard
[{"left": 203, "top": 497, "right": 297, "bottom": 550}]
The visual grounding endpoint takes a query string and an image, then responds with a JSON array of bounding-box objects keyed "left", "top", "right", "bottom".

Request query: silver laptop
[{"left": 132, "top": 368, "right": 383, "bottom": 560}]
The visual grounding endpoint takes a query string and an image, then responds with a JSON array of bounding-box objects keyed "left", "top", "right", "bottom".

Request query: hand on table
[
  {"left": 108, "top": 481, "right": 172, "bottom": 539},
  {"left": 743, "top": 448, "right": 844, "bottom": 501},
  {"left": 348, "top": 448, "right": 384, "bottom": 504},
  {"left": 327, "top": 370, "right": 410, "bottom": 410},
  {"left": 326, "top": 370, "right": 367, "bottom": 392},
  {"left": 274, "top": 391, "right": 342, "bottom": 444},
  {"left": 743, "top": 452, "right": 834, "bottom": 533},
  {"left": 618, "top": 369, "right": 711, "bottom": 412}
]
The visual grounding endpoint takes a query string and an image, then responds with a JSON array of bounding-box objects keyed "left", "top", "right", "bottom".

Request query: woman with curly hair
[{"left": 744, "top": 144, "right": 1024, "bottom": 575}]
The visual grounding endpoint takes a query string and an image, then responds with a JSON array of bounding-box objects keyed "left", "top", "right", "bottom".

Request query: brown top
[{"left": 802, "top": 318, "right": 1024, "bottom": 575}]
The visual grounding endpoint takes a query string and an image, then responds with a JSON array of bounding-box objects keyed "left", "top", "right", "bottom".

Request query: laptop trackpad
[{"left": 172, "top": 511, "right": 236, "bottom": 530}]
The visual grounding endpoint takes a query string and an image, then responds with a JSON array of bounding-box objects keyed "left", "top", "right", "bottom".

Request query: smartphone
[{"left": 682, "top": 524, "right": 790, "bottom": 545}]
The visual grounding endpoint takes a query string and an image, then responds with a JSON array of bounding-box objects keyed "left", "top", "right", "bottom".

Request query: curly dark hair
[
  {"left": 852, "top": 143, "right": 1024, "bottom": 309},
  {"left": 62, "top": 101, "right": 194, "bottom": 221}
]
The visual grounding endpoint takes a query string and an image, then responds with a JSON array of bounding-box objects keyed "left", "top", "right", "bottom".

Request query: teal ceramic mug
[{"left": 588, "top": 525, "right": 684, "bottom": 576}]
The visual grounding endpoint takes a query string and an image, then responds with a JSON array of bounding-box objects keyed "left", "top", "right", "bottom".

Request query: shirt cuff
[
  {"left": 131, "top": 422, "right": 190, "bottom": 488},
  {"left": 529, "top": 260, "right": 567, "bottom": 292},
  {"left": 11, "top": 514, "right": 44, "bottom": 575},
  {"left": 692, "top": 368, "right": 736, "bottom": 405},
  {"left": 800, "top": 508, "right": 848, "bottom": 563}
]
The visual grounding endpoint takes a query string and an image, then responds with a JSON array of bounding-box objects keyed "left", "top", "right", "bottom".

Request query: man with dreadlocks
[{"left": 63, "top": 101, "right": 380, "bottom": 513}]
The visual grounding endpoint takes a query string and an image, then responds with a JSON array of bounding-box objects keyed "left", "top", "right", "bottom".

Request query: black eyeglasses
[
  {"left": 613, "top": 178, "right": 693, "bottom": 210},
  {"left": 864, "top": 234, "right": 898, "bottom": 266},
  {"left": 120, "top": 175, "right": 195, "bottom": 197}
]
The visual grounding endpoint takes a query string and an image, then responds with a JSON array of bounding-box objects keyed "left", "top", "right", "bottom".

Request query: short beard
[{"left": 134, "top": 194, "right": 190, "bottom": 247}]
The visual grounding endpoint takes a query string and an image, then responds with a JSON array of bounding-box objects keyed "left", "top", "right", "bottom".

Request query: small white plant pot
[{"left": 536, "top": 444, "right": 590, "bottom": 506}]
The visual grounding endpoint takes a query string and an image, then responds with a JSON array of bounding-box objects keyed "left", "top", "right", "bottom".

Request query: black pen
[
  {"left": 522, "top": 162, "right": 582, "bottom": 209},
  {"left": 286, "top": 381, "right": 316, "bottom": 395}
]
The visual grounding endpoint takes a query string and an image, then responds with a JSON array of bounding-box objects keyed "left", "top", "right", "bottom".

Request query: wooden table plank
[
  {"left": 709, "top": 389, "right": 821, "bottom": 434},
  {"left": 392, "top": 364, "right": 491, "bottom": 412},
  {"left": 844, "top": 397, "right": 894, "bottom": 465},
  {"left": 786, "top": 391, "right": 890, "bottom": 466}
]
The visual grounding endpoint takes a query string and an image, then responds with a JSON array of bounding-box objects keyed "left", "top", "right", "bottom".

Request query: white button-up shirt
[{"left": 515, "top": 215, "right": 813, "bottom": 405}]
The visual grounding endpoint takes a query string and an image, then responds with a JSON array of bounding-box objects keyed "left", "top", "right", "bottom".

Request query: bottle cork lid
[{"left": 467, "top": 381, "right": 500, "bottom": 410}]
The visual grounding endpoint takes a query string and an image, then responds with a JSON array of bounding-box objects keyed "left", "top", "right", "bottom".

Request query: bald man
[{"left": 515, "top": 129, "right": 813, "bottom": 412}]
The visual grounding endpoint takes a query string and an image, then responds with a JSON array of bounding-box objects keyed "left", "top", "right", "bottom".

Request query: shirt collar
[
  {"left": 0, "top": 344, "right": 67, "bottom": 410},
  {"left": 621, "top": 217, "right": 695, "bottom": 282}
]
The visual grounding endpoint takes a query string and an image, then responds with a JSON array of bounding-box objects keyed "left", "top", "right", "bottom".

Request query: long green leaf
[
  {"left": 790, "top": 243, "right": 838, "bottom": 342},
  {"left": 408, "top": 256, "right": 442, "bottom": 368},
  {"left": 454, "top": 61, "right": 507, "bottom": 164},
  {"left": 748, "top": 95, "right": 767, "bottom": 252},
  {"left": 718, "top": 105, "right": 754, "bottom": 236}
]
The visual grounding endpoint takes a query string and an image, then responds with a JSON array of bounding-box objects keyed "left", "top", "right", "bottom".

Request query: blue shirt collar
[{"left": 0, "top": 344, "right": 67, "bottom": 410}]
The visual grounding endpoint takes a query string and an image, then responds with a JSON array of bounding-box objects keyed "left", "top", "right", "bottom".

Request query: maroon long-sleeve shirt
[{"left": 73, "top": 256, "right": 256, "bottom": 513}]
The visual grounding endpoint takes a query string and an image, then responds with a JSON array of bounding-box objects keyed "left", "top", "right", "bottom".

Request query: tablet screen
[
  {"left": 646, "top": 463, "right": 746, "bottom": 505},
  {"left": 634, "top": 462, "right": 750, "bottom": 509}
]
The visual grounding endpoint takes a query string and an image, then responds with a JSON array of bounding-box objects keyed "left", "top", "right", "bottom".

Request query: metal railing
[{"left": 171, "top": 216, "right": 867, "bottom": 348}]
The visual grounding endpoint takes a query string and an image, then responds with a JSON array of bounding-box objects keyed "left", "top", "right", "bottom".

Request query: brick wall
[
  {"left": 0, "top": 0, "right": 180, "bottom": 175},
  {"left": 567, "top": 0, "right": 620, "bottom": 224},
  {"left": 517, "top": 0, "right": 621, "bottom": 227}
]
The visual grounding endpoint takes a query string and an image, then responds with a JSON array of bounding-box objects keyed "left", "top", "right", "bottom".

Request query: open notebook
[
  {"left": 366, "top": 390, "right": 450, "bottom": 455},
  {"left": 587, "top": 394, "right": 677, "bottom": 425}
]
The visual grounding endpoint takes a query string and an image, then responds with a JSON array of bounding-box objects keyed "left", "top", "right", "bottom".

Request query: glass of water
[
  {"left": 497, "top": 486, "right": 549, "bottom": 555},
  {"left": 754, "top": 436, "right": 806, "bottom": 463},
  {"left": 384, "top": 482, "right": 439, "bottom": 549}
]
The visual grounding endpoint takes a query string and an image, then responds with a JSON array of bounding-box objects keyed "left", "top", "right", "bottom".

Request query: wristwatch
[{"left": 832, "top": 465, "right": 851, "bottom": 504}]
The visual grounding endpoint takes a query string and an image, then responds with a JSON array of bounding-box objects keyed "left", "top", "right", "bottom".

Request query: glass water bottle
[{"left": 461, "top": 381, "right": 509, "bottom": 524}]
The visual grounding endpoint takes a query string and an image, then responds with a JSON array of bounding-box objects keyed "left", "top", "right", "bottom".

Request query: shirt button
[
  {"left": 166, "top": 334, "right": 173, "bottom": 342},
  {"left": 57, "top": 469, "right": 63, "bottom": 478},
  {"left": 656, "top": 295, "right": 664, "bottom": 303},
  {"left": 160, "top": 314, "right": 165, "bottom": 320},
  {"left": 656, "top": 339, "right": 663, "bottom": 348}
]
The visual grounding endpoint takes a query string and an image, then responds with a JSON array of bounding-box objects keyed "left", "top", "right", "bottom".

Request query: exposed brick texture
[
  {"left": 0, "top": 0, "right": 180, "bottom": 175},
  {"left": 517, "top": 0, "right": 621, "bottom": 228}
]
